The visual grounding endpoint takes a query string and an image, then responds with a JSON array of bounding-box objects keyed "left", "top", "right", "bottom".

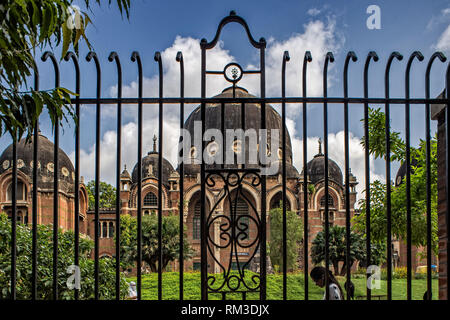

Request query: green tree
[
  {"left": 310, "top": 225, "right": 384, "bottom": 275},
  {"left": 118, "top": 214, "right": 194, "bottom": 272},
  {"left": 0, "top": 212, "right": 128, "bottom": 299},
  {"left": 0, "top": 1, "right": 130, "bottom": 140},
  {"left": 353, "top": 107, "right": 439, "bottom": 254},
  {"left": 86, "top": 180, "right": 116, "bottom": 210},
  {"left": 268, "top": 207, "right": 303, "bottom": 272}
]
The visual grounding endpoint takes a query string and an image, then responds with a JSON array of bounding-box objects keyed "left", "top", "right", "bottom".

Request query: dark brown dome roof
[
  {"left": 304, "top": 153, "right": 343, "bottom": 185},
  {"left": 0, "top": 133, "right": 75, "bottom": 193},
  {"left": 182, "top": 87, "right": 298, "bottom": 177},
  {"left": 131, "top": 151, "right": 175, "bottom": 187},
  {"left": 395, "top": 158, "right": 419, "bottom": 187}
]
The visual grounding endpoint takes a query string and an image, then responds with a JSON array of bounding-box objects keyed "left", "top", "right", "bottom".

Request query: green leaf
[{"left": 61, "top": 20, "right": 72, "bottom": 58}]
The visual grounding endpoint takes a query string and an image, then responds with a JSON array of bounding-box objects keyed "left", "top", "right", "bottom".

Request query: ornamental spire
[{"left": 153, "top": 135, "right": 157, "bottom": 152}]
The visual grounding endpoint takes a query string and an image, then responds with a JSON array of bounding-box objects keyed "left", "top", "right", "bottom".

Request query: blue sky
[{"left": 2, "top": 0, "right": 450, "bottom": 198}]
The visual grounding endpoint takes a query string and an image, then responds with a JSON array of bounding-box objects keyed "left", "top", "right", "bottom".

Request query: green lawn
[{"left": 127, "top": 272, "right": 439, "bottom": 300}]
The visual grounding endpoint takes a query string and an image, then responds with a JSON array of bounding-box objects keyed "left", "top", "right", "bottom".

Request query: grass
[{"left": 127, "top": 272, "right": 439, "bottom": 300}]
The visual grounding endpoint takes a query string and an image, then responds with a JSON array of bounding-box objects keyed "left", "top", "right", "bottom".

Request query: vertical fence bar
[
  {"left": 405, "top": 52, "right": 424, "bottom": 300},
  {"left": 64, "top": 52, "right": 81, "bottom": 300},
  {"left": 155, "top": 51, "right": 164, "bottom": 301},
  {"left": 241, "top": 100, "right": 245, "bottom": 168},
  {"left": 31, "top": 60, "right": 39, "bottom": 300},
  {"left": 176, "top": 51, "right": 185, "bottom": 300},
  {"left": 131, "top": 51, "right": 143, "bottom": 300},
  {"left": 42, "top": 52, "right": 60, "bottom": 300},
  {"left": 200, "top": 40, "right": 207, "bottom": 301},
  {"left": 108, "top": 52, "right": 122, "bottom": 300},
  {"left": 302, "top": 51, "right": 312, "bottom": 301},
  {"left": 86, "top": 51, "right": 102, "bottom": 300},
  {"left": 10, "top": 135, "right": 17, "bottom": 300},
  {"left": 363, "top": 51, "right": 378, "bottom": 300},
  {"left": 259, "top": 39, "right": 267, "bottom": 301},
  {"left": 425, "top": 52, "right": 446, "bottom": 300},
  {"left": 323, "top": 52, "right": 334, "bottom": 300},
  {"left": 281, "top": 51, "right": 290, "bottom": 300},
  {"left": 385, "top": 52, "right": 403, "bottom": 301},
  {"left": 221, "top": 102, "right": 225, "bottom": 169},
  {"left": 446, "top": 62, "right": 450, "bottom": 300},
  {"left": 343, "top": 51, "right": 357, "bottom": 300}
]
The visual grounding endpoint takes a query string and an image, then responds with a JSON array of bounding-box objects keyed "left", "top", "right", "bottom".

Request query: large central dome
[{"left": 183, "top": 87, "right": 298, "bottom": 177}]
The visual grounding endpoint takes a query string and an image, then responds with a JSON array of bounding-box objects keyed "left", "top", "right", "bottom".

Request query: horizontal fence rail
[{"left": 1, "top": 12, "right": 449, "bottom": 302}]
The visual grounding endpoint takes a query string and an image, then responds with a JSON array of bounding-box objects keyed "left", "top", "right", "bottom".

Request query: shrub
[{"left": 0, "top": 212, "right": 128, "bottom": 299}]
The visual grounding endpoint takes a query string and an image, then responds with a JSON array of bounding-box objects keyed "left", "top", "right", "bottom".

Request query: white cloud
[
  {"left": 286, "top": 119, "right": 384, "bottom": 205},
  {"left": 77, "top": 16, "right": 353, "bottom": 197},
  {"left": 429, "top": 7, "right": 450, "bottom": 53},
  {"left": 110, "top": 36, "right": 234, "bottom": 100},
  {"left": 307, "top": 8, "right": 321, "bottom": 17},
  {"left": 243, "top": 17, "right": 343, "bottom": 101},
  {"left": 435, "top": 24, "right": 450, "bottom": 53},
  {"left": 70, "top": 117, "right": 181, "bottom": 185},
  {"left": 427, "top": 7, "right": 450, "bottom": 31}
]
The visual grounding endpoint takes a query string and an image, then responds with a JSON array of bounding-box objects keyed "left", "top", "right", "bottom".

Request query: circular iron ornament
[{"left": 223, "top": 63, "right": 243, "bottom": 83}]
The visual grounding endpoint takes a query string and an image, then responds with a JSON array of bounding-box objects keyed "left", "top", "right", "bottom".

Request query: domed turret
[
  {"left": 0, "top": 132, "right": 75, "bottom": 193},
  {"left": 303, "top": 139, "right": 343, "bottom": 185},
  {"left": 131, "top": 135, "right": 175, "bottom": 187},
  {"left": 182, "top": 87, "right": 298, "bottom": 177},
  {"left": 121, "top": 164, "right": 131, "bottom": 180}
]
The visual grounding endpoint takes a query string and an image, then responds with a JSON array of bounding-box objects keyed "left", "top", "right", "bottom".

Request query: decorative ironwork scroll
[{"left": 205, "top": 169, "right": 262, "bottom": 295}]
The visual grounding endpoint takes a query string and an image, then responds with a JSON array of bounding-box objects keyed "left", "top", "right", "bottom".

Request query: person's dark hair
[{"left": 310, "top": 266, "right": 344, "bottom": 298}]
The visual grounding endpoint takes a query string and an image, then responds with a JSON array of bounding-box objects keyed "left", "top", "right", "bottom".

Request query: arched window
[
  {"left": 109, "top": 222, "right": 114, "bottom": 238},
  {"left": 320, "top": 194, "right": 334, "bottom": 208},
  {"left": 7, "top": 181, "right": 26, "bottom": 201},
  {"left": 269, "top": 192, "right": 291, "bottom": 211},
  {"left": 143, "top": 192, "right": 158, "bottom": 207},
  {"left": 22, "top": 212, "right": 28, "bottom": 225},
  {"left": 193, "top": 202, "right": 201, "bottom": 240},
  {"left": 321, "top": 211, "right": 335, "bottom": 227},
  {"left": 16, "top": 210, "right": 22, "bottom": 224},
  {"left": 235, "top": 198, "right": 249, "bottom": 240},
  {"left": 102, "top": 222, "right": 108, "bottom": 238}
]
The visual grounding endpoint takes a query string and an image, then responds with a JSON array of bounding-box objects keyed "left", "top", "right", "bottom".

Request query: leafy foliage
[
  {"left": 0, "top": 1, "right": 130, "bottom": 140},
  {"left": 86, "top": 180, "right": 116, "bottom": 210},
  {"left": 118, "top": 214, "right": 194, "bottom": 272},
  {"left": 311, "top": 225, "right": 367, "bottom": 275},
  {"left": 268, "top": 207, "right": 303, "bottom": 271},
  {"left": 359, "top": 107, "right": 406, "bottom": 162},
  {"left": 0, "top": 212, "right": 128, "bottom": 299},
  {"left": 354, "top": 107, "right": 439, "bottom": 254}
]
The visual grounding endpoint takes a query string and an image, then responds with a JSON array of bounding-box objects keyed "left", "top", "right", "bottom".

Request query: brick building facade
[
  {"left": 0, "top": 86, "right": 440, "bottom": 279},
  {"left": 432, "top": 96, "right": 447, "bottom": 300}
]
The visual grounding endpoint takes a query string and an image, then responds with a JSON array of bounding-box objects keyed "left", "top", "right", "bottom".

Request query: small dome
[
  {"left": 121, "top": 165, "right": 131, "bottom": 179},
  {"left": 0, "top": 133, "right": 75, "bottom": 193},
  {"left": 131, "top": 136, "right": 175, "bottom": 187},
  {"left": 303, "top": 139, "right": 343, "bottom": 185}
]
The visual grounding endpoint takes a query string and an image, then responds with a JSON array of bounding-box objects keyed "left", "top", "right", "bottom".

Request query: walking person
[{"left": 310, "top": 266, "right": 344, "bottom": 300}]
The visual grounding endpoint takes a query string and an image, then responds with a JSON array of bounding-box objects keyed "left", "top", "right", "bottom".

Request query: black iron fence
[{"left": 2, "top": 11, "right": 450, "bottom": 301}]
